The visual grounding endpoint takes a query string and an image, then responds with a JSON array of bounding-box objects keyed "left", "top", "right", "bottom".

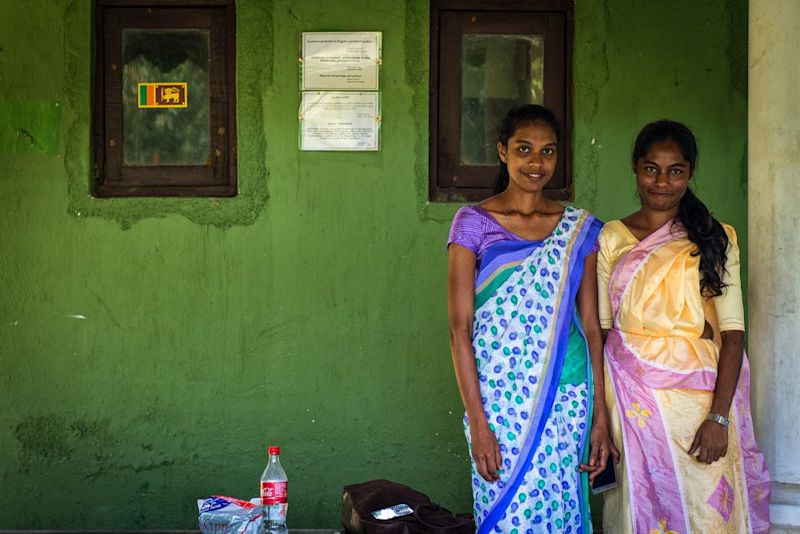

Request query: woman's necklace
[
  {"left": 504, "top": 196, "right": 540, "bottom": 239},
  {"left": 503, "top": 195, "right": 564, "bottom": 239},
  {"left": 504, "top": 205, "right": 523, "bottom": 237}
]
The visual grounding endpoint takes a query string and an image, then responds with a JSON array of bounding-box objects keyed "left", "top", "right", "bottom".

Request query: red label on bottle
[{"left": 261, "top": 481, "right": 287, "bottom": 505}]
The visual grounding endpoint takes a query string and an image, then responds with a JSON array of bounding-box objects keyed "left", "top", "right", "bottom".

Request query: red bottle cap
[{"left": 268, "top": 446, "right": 281, "bottom": 455}]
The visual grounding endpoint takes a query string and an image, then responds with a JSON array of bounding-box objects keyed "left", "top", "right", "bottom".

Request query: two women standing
[{"left": 447, "top": 106, "right": 771, "bottom": 533}]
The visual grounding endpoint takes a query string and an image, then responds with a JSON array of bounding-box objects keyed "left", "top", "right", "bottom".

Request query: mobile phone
[
  {"left": 371, "top": 503, "right": 414, "bottom": 520},
  {"left": 590, "top": 461, "right": 617, "bottom": 494}
]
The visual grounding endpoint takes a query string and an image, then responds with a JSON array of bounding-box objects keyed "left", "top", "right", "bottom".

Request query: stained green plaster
[
  {"left": 0, "top": 101, "right": 62, "bottom": 154},
  {"left": 0, "top": 0, "right": 748, "bottom": 529}
]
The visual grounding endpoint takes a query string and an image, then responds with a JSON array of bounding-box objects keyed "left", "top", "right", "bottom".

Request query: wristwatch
[{"left": 706, "top": 412, "right": 730, "bottom": 427}]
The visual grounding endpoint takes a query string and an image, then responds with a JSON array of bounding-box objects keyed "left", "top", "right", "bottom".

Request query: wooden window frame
[
  {"left": 93, "top": 0, "right": 236, "bottom": 197},
  {"left": 429, "top": 0, "right": 574, "bottom": 202}
]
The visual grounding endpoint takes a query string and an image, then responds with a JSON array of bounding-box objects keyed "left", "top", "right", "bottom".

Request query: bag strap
[{"left": 412, "top": 503, "right": 474, "bottom": 531}]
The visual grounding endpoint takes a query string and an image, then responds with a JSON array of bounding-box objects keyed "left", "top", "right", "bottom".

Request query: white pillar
[{"left": 748, "top": 0, "right": 800, "bottom": 531}]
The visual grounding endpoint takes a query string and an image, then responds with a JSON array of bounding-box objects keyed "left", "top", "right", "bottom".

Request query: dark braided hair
[
  {"left": 632, "top": 120, "right": 729, "bottom": 297},
  {"left": 494, "top": 105, "right": 561, "bottom": 194}
]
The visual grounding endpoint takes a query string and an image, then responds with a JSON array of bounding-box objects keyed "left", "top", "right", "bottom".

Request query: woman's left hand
[
  {"left": 689, "top": 419, "right": 728, "bottom": 463},
  {"left": 579, "top": 418, "right": 620, "bottom": 481}
]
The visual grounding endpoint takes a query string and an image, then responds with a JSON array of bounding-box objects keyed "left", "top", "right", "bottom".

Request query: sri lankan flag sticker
[{"left": 137, "top": 82, "right": 187, "bottom": 109}]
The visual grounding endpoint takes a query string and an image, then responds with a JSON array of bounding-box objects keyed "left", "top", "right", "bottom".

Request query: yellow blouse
[{"left": 597, "top": 220, "right": 744, "bottom": 332}]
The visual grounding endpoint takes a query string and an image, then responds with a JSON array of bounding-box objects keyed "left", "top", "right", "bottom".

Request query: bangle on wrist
[{"left": 706, "top": 412, "right": 730, "bottom": 427}]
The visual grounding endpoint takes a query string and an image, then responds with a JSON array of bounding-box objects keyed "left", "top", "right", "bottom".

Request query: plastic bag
[{"left": 197, "top": 495, "right": 263, "bottom": 534}]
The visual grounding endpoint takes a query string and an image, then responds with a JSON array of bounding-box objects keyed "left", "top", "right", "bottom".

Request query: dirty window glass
[
  {"left": 460, "top": 34, "right": 544, "bottom": 166},
  {"left": 122, "top": 29, "right": 210, "bottom": 166}
]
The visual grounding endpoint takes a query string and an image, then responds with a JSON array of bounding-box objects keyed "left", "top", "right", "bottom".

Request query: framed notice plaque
[
  {"left": 299, "top": 92, "right": 381, "bottom": 151},
  {"left": 301, "top": 32, "right": 382, "bottom": 90}
]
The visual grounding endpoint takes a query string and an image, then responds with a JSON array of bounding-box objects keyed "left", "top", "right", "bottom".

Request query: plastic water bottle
[{"left": 260, "top": 446, "right": 288, "bottom": 534}]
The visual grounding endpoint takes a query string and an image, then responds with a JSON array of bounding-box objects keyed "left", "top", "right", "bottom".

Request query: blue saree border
[
  {"left": 476, "top": 240, "right": 544, "bottom": 289},
  {"left": 572, "top": 307, "right": 595, "bottom": 534},
  {"left": 478, "top": 213, "right": 603, "bottom": 533}
]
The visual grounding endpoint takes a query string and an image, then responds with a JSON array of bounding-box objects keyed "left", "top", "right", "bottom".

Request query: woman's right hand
[{"left": 470, "top": 418, "right": 503, "bottom": 482}]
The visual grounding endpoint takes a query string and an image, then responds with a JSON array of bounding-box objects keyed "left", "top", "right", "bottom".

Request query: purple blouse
[{"left": 447, "top": 205, "right": 599, "bottom": 267}]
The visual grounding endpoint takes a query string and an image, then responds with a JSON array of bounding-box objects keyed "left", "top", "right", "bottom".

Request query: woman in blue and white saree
[{"left": 447, "top": 105, "right": 616, "bottom": 533}]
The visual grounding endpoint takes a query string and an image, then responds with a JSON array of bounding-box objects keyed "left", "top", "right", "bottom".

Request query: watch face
[{"left": 708, "top": 413, "right": 728, "bottom": 426}]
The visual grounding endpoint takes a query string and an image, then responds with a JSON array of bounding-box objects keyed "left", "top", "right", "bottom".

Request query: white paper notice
[
  {"left": 302, "top": 32, "right": 382, "bottom": 90},
  {"left": 300, "top": 92, "right": 380, "bottom": 151}
]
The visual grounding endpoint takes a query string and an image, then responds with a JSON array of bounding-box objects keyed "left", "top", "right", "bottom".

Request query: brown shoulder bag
[{"left": 341, "top": 479, "right": 475, "bottom": 534}]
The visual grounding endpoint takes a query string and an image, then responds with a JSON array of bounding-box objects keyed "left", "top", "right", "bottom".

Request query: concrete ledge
[{"left": 772, "top": 482, "right": 800, "bottom": 531}]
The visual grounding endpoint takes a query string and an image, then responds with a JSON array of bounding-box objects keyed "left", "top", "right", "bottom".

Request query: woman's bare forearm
[
  {"left": 448, "top": 245, "right": 488, "bottom": 426},
  {"left": 577, "top": 253, "right": 609, "bottom": 420},
  {"left": 710, "top": 330, "right": 744, "bottom": 416},
  {"left": 450, "top": 329, "right": 488, "bottom": 423}
]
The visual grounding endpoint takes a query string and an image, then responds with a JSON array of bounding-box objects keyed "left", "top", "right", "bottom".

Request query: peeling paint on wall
[{"left": 16, "top": 415, "right": 73, "bottom": 467}]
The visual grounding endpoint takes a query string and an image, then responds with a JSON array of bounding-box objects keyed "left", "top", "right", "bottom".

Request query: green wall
[{"left": 0, "top": 0, "right": 747, "bottom": 528}]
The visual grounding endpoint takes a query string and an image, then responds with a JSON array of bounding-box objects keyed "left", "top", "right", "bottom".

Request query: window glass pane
[
  {"left": 122, "top": 29, "right": 210, "bottom": 166},
  {"left": 461, "top": 34, "right": 544, "bottom": 166}
]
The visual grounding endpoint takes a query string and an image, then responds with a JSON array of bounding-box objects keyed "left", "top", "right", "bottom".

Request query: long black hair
[
  {"left": 494, "top": 104, "right": 561, "bottom": 194},
  {"left": 632, "top": 120, "right": 729, "bottom": 297}
]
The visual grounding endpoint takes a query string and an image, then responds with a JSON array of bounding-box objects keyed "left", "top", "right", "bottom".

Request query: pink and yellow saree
[{"left": 599, "top": 220, "right": 770, "bottom": 534}]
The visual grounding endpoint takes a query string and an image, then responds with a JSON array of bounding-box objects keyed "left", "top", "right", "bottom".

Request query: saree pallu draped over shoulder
[
  {"left": 467, "top": 207, "right": 602, "bottom": 534},
  {"left": 603, "top": 221, "right": 771, "bottom": 534}
]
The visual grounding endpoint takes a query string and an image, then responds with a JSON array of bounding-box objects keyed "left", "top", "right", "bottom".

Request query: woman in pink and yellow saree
[{"left": 597, "top": 120, "right": 771, "bottom": 534}]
